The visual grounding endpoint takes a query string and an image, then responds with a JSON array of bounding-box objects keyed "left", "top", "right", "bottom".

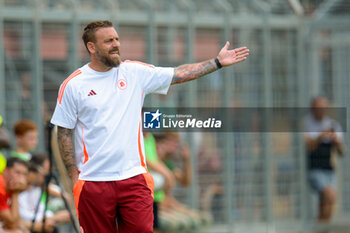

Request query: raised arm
[
  {"left": 172, "top": 41, "right": 249, "bottom": 85},
  {"left": 0, "top": 180, "right": 27, "bottom": 230},
  {"left": 57, "top": 126, "right": 79, "bottom": 187}
]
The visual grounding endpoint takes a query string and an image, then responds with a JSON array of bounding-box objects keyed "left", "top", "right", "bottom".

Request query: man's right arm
[
  {"left": 57, "top": 126, "right": 79, "bottom": 187},
  {"left": 0, "top": 193, "right": 21, "bottom": 229}
]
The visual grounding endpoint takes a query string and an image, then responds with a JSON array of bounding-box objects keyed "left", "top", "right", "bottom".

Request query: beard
[{"left": 96, "top": 48, "right": 121, "bottom": 68}]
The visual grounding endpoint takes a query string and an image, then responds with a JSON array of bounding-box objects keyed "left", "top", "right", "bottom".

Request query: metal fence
[{"left": 1, "top": 0, "right": 350, "bottom": 232}]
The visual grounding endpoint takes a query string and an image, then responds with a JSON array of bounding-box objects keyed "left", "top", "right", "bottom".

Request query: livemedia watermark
[{"left": 142, "top": 107, "right": 346, "bottom": 132}]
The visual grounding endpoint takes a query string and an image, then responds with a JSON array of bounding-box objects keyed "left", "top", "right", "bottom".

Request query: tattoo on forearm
[
  {"left": 172, "top": 59, "right": 218, "bottom": 85},
  {"left": 57, "top": 127, "right": 78, "bottom": 179}
]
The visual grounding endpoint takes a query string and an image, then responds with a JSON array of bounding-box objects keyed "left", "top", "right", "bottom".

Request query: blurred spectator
[
  {"left": 304, "top": 96, "right": 345, "bottom": 223},
  {"left": 154, "top": 132, "right": 210, "bottom": 233},
  {"left": 144, "top": 132, "right": 174, "bottom": 233},
  {"left": 0, "top": 157, "right": 29, "bottom": 233},
  {"left": 0, "top": 115, "right": 11, "bottom": 173},
  {"left": 11, "top": 119, "right": 38, "bottom": 161},
  {"left": 19, "top": 154, "right": 70, "bottom": 233}
]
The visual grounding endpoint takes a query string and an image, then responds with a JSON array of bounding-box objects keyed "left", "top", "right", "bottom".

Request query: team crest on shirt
[{"left": 117, "top": 79, "right": 127, "bottom": 90}]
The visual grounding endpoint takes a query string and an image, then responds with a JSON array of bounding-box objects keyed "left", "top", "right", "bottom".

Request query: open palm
[{"left": 217, "top": 41, "right": 250, "bottom": 67}]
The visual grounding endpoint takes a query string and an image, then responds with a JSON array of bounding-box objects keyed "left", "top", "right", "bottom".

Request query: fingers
[
  {"left": 224, "top": 41, "right": 230, "bottom": 49},
  {"left": 234, "top": 47, "right": 249, "bottom": 60},
  {"left": 236, "top": 52, "right": 250, "bottom": 59},
  {"left": 235, "top": 57, "right": 247, "bottom": 63},
  {"left": 234, "top": 46, "right": 248, "bottom": 52}
]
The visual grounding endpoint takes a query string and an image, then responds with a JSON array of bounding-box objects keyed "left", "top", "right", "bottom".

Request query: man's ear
[{"left": 87, "top": 42, "right": 96, "bottom": 54}]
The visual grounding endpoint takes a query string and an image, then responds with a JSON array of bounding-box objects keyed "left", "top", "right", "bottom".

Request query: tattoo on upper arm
[
  {"left": 172, "top": 60, "right": 217, "bottom": 85},
  {"left": 57, "top": 127, "right": 78, "bottom": 177}
]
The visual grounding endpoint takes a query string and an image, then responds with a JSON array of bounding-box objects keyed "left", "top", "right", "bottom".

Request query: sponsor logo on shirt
[{"left": 88, "top": 90, "right": 97, "bottom": 96}]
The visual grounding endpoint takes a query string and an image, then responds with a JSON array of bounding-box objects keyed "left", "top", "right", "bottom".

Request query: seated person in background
[
  {"left": 19, "top": 154, "right": 70, "bottom": 233},
  {"left": 0, "top": 157, "right": 28, "bottom": 233},
  {"left": 144, "top": 132, "right": 175, "bottom": 233},
  {"left": 11, "top": 120, "right": 38, "bottom": 162},
  {"left": 154, "top": 132, "right": 210, "bottom": 232}
]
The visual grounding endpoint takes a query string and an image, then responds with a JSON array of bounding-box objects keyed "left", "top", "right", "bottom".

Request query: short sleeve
[
  {"left": 333, "top": 120, "right": 344, "bottom": 140},
  {"left": 131, "top": 62, "right": 173, "bottom": 95},
  {"left": 50, "top": 82, "right": 78, "bottom": 129}
]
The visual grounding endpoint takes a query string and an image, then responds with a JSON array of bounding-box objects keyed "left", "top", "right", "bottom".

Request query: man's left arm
[{"left": 172, "top": 42, "right": 249, "bottom": 85}]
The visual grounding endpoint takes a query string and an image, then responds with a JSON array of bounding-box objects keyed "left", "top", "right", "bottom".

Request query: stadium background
[{"left": 0, "top": 0, "right": 350, "bottom": 232}]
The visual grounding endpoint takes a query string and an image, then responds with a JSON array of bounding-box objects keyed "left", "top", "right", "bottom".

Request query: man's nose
[{"left": 112, "top": 39, "right": 120, "bottom": 47}]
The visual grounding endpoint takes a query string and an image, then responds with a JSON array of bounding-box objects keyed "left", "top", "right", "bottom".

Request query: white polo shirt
[
  {"left": 51, "top": 61, "right": 174, "bottom": 181},
  {"left": 303, "top": 114, "right": 343, "bottom": 141}
]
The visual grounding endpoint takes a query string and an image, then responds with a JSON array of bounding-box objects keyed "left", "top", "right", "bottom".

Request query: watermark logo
[
  {"left": 142, "top": 107, "right": 346, "bottom": 132},
  {"left": 144, "top": 109, "right": 162, "bottom": 129}
]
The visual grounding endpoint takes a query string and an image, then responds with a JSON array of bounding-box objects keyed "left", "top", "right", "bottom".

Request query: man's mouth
[{"left": 110, "top": 50, "right": 119, "bottom": 55}]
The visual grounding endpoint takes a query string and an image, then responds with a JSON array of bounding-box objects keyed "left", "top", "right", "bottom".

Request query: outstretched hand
[{"left": 217, "top": 41, "right": 249, "bottom": 67}]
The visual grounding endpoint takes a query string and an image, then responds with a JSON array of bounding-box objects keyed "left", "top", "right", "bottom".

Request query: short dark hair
[
  {"left": 28, "top": 162, "right": 39, "bottom": 173},
  {"left": 82, "top": 20, "right": 114, "bottom": 53},
  {"left": 28, "top": 153, "right": 48, "bottom": 173},
  {"left": 6, "top": 157, "right": 29, "bottom": 169},
  {"left": 30, "top": 153, "right": 49, "bottom": 167}
]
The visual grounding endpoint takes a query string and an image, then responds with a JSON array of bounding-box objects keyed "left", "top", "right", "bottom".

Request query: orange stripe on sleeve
[
  {"left": 123, "top": 60, "right": 155, "bottom": 69},
  {"left": 58, "top": 69, "right": 82, "bottom": 104},
  {"left": 138, "top": 122, "right": 146, "bottom": 168}
]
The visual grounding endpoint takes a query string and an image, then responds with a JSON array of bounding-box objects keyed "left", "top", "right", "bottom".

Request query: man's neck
[
  {"left": 14, "top": 147, "right": 28, "bottom": 154},
  {"left": 88, "top": 60, "right": 113, "bottom": 72}
]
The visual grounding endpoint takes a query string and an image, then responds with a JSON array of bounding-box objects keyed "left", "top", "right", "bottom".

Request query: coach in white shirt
[{"left": 51, "top": 20, "right": 249, "bottom": 233}]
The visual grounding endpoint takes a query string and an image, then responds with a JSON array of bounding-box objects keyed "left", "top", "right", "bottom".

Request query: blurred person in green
[
  {"left": 11, "top": 119, "right": 38, "bottom": 162},
  {"left": 143, "top": 132, "right": 175, "bottom": 233},
  {"left": 155, "top": 132, "right": 203, "bottom": 233},
  {"left": 145, "top": 132, "right": 209, "bottom": 233},
  {"left": 0, "top": 115, "right": 11, "bottom": 173}
]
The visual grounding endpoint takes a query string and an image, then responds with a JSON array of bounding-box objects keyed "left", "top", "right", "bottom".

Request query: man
[
  {"left": 304, "top": 96, "right": 344, "bottom": 222},
  {"left": 153, "top": 132, "right": 207, "bottom": 233},
  {"left": 51, "top": 20, "right": 249, "bottom": 233},
  {"left": 19, "top": 154, "right": 71, "bottom": 233},
  {"left": 143, "top": 132, "right": 172, "bottom": 233},
  {"left": 0, "top": 157, "right": 28, "bottom": 233},
  {"left": 11, "top": 120, "right": 39, "bottom": 162}
]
